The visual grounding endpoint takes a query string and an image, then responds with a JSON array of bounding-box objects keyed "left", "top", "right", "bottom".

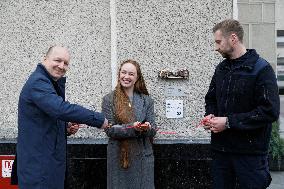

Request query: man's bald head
[
  {"left": 43, "top": 46, "right": 70, "bottom": 80},
  {"left": 45, "top": 46, "right": 70, "bottom": 58}
]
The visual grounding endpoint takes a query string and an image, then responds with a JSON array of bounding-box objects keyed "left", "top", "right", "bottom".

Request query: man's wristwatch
[{"left": 225, "top": 117, "right": 230, "bottom": 129}]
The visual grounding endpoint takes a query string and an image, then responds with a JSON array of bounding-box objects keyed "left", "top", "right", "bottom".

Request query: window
[
  {"left": 277, "top": 30, "right": 284, "bottom": 47},
  {"left": 277, "top": 31, "right": 284, "bottom": 94}
]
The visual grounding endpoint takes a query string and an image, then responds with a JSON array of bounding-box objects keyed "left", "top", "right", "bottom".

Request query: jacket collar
[
  {"left": 219, "top": 49, "right": 259, "bottom": 71},
  {"left": 36, "top": 63, "right": 66, "bottom": 85}
]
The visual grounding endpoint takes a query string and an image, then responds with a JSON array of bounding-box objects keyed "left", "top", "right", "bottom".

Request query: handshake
[{"left": 67, "top": 119, "right": 151, "bottom": 134}]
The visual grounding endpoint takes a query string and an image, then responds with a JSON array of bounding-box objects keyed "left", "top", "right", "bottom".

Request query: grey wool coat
[{"left": 102, "top": 92, "right": 156, "bottom": 189}]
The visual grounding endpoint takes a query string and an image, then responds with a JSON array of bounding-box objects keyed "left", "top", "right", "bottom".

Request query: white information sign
[{"left": 166, "top": 100, "right": 183, "bottom": 118}]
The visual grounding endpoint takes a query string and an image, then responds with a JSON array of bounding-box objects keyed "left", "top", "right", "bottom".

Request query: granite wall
[
  {"left": 0, "top": 2, "right": 232, "bottom": 187},
  {"left": 0, "top": 0, "right": 232, "bottom": 141},
  {"left": 0, "top": 0, "right": 111, "bottom": 139}
]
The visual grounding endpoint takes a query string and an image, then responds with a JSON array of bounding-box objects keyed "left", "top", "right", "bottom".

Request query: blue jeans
[{"left": 212, "top": 151, "right": 272, "bottom": 189}]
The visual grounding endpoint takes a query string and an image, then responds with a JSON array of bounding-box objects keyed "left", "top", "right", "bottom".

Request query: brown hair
[
  {"left": 113, "top": 59, "right": 149, "bottom": 169},
  {"left": 213, "top": 19, "right": 244, "bottom": 42},
  {"left": 114, "top": 59, "right": 149, "bottom": 123}
]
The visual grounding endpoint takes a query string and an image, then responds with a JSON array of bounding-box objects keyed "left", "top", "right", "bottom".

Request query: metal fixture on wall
[{"left": 158, "top": 68, "right": 189, "bottom": 79}]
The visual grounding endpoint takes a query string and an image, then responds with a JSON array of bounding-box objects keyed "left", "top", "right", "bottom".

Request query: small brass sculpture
[{"left": 159, "top": 68, "right": 189, "bottom": 79}]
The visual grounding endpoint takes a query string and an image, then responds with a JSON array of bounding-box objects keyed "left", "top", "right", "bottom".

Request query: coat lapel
[{"left": 132, "top": 93, "right": 145, "bottom": 122}]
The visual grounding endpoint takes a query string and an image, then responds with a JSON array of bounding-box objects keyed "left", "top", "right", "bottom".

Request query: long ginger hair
[
  {"left": 114, "top": 59, "right": 149, "bottom": 123},
  {"left": 113, "top": 59, "right": 149, "bottom": 169}
]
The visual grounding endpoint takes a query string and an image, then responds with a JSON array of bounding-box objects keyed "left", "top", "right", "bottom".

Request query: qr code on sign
[{"left": 2, "top": 160, "right": 14, "bottom": 178}]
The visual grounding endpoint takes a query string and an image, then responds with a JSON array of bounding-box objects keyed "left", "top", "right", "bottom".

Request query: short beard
[{"left": 220, "top": 47, "right": 234, "bottom": 59}]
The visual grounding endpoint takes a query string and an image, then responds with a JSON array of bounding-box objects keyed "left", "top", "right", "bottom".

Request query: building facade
[{"left": 0, "top": 0, "right": 277, "bottom": 188}]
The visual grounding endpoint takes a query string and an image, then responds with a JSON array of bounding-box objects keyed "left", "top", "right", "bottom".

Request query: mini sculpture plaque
[{"left": 159, "top": 68, "right": 189, "bottom": 79}]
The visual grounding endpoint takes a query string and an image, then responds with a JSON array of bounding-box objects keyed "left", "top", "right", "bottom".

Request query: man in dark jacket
[
  {"left": 203, "top": 19, "right": 280, "bottom": 189},
  {"left": 16, "top": 46, "right": 108, "bottom": 189}
]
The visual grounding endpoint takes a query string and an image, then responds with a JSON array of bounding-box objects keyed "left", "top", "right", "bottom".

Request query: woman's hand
[{"left": 133, "top": 121, "right": 151, "bottom": 132}]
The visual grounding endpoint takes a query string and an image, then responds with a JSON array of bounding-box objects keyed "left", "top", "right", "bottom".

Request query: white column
[
  {"left": 233, "top": 0, "right": 238, "bottom": 20},
  {"left": 110, "top": 0, "right": 117, "bottom": 89}
]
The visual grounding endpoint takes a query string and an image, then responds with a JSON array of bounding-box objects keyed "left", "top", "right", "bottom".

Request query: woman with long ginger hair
[{"left": 102, "top": 59, "right": 156, "bottom": 189}]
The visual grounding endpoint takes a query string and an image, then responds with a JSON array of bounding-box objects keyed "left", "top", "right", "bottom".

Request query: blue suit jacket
[{"left": 17, "top": 64, "right": 105, "bottom": 189}]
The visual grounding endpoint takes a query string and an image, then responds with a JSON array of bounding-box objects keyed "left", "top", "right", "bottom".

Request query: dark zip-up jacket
[{"left": 205, "top": 49, "right": 279, "bottom": 154}]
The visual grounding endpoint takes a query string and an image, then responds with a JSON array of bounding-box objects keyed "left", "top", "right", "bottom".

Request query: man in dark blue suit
[{"left": 16, "top": 46, "right": 108, "bottom": 189}]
